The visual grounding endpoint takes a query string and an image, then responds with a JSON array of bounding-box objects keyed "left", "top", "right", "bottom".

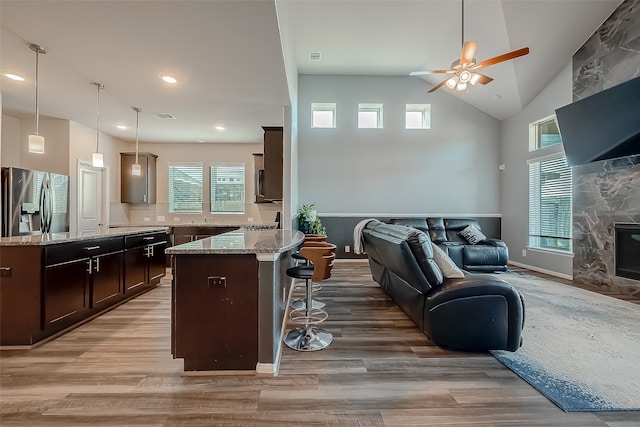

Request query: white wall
[
  {"left": 298, "top": 75, "right": 502, "bottom": 216},
  {"left": 1, "top": 116, "right": 70, "bottom": 174},
  {"left": 500, "top": 63, "right": 574, "bottom": 278}
]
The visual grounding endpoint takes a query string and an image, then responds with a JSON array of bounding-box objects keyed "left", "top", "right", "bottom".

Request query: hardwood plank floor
[{"left": 1, "top": 261, "right": 638, "bottom": 426}]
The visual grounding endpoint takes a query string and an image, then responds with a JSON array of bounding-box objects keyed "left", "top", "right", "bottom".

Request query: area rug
[{"left": 490, "top": 272, "right": 640, "bottom": 412}]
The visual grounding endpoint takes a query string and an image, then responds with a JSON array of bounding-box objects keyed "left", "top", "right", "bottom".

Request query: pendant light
[
  {"left": 131, "top": 107, "right": 142, "bottom": 176},
  {"left": 92, "top": 82, "right": 105, "bottom": 167},
  {"left": 28, "top": 43, "right": 47, "bottom": 154}
]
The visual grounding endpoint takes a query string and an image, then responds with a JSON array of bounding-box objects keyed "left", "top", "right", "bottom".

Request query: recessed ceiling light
[
  {"left": 215, "top": 125, "right": 226, "bottom": 131},
  {"left": 116, "top": 125, "right": 128, "bottom": 130},
  {"left": 4, "top": 73, "right": 24, "bottom": 81},
  {"left": 162, "top": 75, "right": 177, "bottom": 84}
]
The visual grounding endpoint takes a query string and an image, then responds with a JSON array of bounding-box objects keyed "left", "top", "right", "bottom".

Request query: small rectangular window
[
  {"left": 406, "top": 104, "right": 431, "bottom": 129},
  {"left": 168, "top": 163, "right": 203, "bottom": 213},
  {"left": 530, "top": 116, "right": 562, "bottom": 151},
  {"left": 210, "top": 164, "right": 245, "bottom": 214},
  {"left": 358, "top": 103, "right": 383, "bottom": 128},
  {"left": 311, "top": 103, "right": 336, "bottom": 128}
]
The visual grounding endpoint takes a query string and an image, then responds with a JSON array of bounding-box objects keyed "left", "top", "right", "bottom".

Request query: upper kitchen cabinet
[
  {"left": 261, "top": 126, "right": 283, "bottom": 201},
  {"left": 121, "top": 152, "right": 157, "bottom": 204}
]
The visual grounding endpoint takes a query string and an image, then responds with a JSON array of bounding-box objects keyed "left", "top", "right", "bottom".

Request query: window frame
[
  {"left": 168, "top": 162, "right": 204, "bottom": 214},
  {"left": 311, "top": 103, "right": 336, "bottom": 128},
  {"left": 358, "top": 103, "right": 383, "bottom": 129},
  {"left": 529, "top": 115, "right": 562, "bottom": 151},
  {"left": 209, "top": 163, "right": 246, "bottom": 215},
  {"left": 405, "top": 104, "right": 431, "bottom": 129},
  {"left": 527, "top": 115, "right": 573, "bottom": 254}
]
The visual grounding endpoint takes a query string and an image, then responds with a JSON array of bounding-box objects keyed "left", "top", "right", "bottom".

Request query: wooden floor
[{"left": 1, "top": 261, "right": 639, "bottom": 426}]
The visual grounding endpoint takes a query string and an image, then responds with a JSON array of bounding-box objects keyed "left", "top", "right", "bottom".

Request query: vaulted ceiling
[{"left": 0, "top": 0, "right": 623, "bottom": 144}]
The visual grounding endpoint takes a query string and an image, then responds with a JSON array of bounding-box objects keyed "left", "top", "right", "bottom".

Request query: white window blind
[
  {"left": 528, "top": 156, "right": 572, "bottom": 251},
  {"left": 168, "top": 164, "right": 203, "bottom": 213},
  {"left": 210, "top": 164, "right": 245, "bottom": 214}
]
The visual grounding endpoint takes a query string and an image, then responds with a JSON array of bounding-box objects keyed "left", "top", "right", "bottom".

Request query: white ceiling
[{"left": 0, "top": 0, "right": 623, "bottom": 145}]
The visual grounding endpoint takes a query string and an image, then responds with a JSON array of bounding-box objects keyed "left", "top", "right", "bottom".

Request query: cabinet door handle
[
  {"left": 84, "top": 246, "right": 101, "bottom": 251},
  {"left": 94, "top": 257, "right": 100, "bottom": 273},
  {"left": 86, "top": 259, "right": 92, "bottom": 273},
  {"left": 143, "top": 236, "right": 155, "bottom": 241}
]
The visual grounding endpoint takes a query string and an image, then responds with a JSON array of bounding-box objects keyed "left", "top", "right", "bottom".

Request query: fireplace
[{"left": 615, "top": 223, "right": 640, "bottom": 281}]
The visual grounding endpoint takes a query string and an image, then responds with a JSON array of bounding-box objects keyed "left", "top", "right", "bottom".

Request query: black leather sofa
[
  {"left": 362, "top": 221, "right": 524, "bottom": 352},
  {"left": 388, "top": 217, "right": 509, "bottom": 272}
]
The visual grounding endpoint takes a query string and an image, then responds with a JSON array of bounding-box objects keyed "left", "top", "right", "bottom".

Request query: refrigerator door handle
[{"left": 39, "top": 172, "right": 53, "bottom": 233}]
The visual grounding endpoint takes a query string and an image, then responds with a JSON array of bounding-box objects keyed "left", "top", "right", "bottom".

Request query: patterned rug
[{"left": 490, "top": 272, "right": 640, "bottom": 412}]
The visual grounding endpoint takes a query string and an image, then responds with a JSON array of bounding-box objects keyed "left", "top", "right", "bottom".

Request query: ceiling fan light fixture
[
  {"left": 446, "top": 77, "right": 458, "bottom": 89},
  {"left": 470, "top": 73, "right": 481, "bottom": 85},
  {"left": 456, "top": 82, "right": 468, "bottom": 91},
  {"left": 459, "top": 70, "right": 472, "bottom": 83}
]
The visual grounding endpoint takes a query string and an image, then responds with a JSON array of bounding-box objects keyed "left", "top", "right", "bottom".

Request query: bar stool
[
  {"left": 290, "top": 234, "right": 328, "bottom": 310},
  {"left": 284, "top": 242, "right": 336, "bottom": 351}
]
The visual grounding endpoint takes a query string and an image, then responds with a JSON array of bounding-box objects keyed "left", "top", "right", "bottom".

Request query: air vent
[
  {"left": 154, "top": 112, "right": 176, "bottom": 119},
  {"left": 308, "top": 52, "right": 321, "bottom": 61}
]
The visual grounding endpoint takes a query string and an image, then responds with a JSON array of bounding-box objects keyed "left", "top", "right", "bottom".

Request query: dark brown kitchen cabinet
[
  {"left": 91, "top": 250, "right": 124, "bottom": 311},
  {"left": 120, "top": 152, "right": 157, "bottom": 204},
  {"left": 43, "top": 258, "right": 90, "bottom": 331},
  {"left": 0, "top": 246, "right": 42, "bottom": 345},
  {"left": 261, "top": 126, "right": 283, "bottom": 201},
  {"left": 125, "top": 231, "right": 170, "bottom": 295}
]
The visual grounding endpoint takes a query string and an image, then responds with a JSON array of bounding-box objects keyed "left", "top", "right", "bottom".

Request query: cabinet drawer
[
  {"left": 44, "top": 237, "right": 124, "bottom": 265},
  {"left": 125, "top": 232, "right": 169, "bottom": 249}
]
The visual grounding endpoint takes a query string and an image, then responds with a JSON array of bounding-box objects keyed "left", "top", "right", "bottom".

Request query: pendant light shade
[
  {"left": 28, "top": 43, "right": 47, "bottom": 154},
  {"left": 131, "top": 107, "right": 142, "bottom": 176},
  {"left": 92, "top": 83, "right": 105, "bottom": 168}
]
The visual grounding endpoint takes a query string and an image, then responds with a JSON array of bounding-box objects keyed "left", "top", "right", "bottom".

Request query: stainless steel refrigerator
[{"left": 1, "top": 167, "right": 70, "bottom": 236}]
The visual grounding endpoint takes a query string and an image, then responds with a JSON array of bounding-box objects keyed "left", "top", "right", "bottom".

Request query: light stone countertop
[
  {"left": 111, "top": 223, "right": 277, "bottom": 230},
  {"left": 165, "top": 229, "right": 303, "bottom": 255},
  {"left": 0, "top": 226, "right": 169, "bottom": 246}
]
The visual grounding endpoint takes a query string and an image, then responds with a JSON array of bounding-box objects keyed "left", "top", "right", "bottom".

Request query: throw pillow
[
  {"left": 460, "top": 224, "right": 486, "bottom": 245},
  {"left": 430, "top": 241, "right": 464, "bottom": 278}
]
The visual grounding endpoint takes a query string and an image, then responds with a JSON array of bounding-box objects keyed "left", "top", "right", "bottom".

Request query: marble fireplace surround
[{"left": 571, "top": 0, "right": 640, "bottom": 297}]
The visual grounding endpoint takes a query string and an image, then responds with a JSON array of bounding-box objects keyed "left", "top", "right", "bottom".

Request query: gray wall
[{"left": 297, "top": 75, "right": 502, "bottom": 215}]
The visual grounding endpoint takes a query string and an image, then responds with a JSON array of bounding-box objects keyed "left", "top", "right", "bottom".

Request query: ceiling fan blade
[
  {"left": 474, "top": 73, "right": 494, "bottom": 85},
  {"left": 460, "top": 41, "right": 478, "bottom": 66},
  {"left": 471, "top": 47, "right": 530, "bottom": 70},
  {"left": 427, "top": 78, "right": 450, "bottom": 93},
  {"left": 410, "top": 70, "right": 455, "bottom": 76}
]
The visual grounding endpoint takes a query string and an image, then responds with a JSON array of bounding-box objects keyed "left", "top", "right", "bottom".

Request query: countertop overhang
[
  {"left": 0, "top": 226, "right": 170, "bottom": 246},
  {"left": 166, "top": 229, "right": 303, "bottom": 255}
]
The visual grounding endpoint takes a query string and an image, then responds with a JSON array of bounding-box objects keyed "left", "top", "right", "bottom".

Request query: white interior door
[{"left": 78, "top": 163, "right": 103, "bottom": 233}]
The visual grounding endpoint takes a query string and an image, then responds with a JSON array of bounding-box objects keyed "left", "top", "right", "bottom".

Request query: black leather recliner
[
  {"left": 362, "top": 221, "right": 524, "bottom": 352},
  {"left": 388, "top": 217, "right": 508, "bottom": 272}
]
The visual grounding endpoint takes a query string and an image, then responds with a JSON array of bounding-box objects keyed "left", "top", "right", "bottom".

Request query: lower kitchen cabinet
[
  {"left": 0, "top": 229, "right": 167, "bottom": 346},
  {"left": 125, "top": 231, "right": 170, "bottom": 295}
]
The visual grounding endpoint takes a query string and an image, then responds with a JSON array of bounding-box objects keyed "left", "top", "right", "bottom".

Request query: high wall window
[
  {"left": 358, "top": 103, "right": 383, "bottom": 128},
  {"left": 311, "top": 103, "right": 336, "bottom": 128},
  {"left": 210, "top": 164, "right": 245, "bottom": 214},
  {"left": 528, "top": 115, "right": 572, "bottom": 252},
  {"left": 168, "top": 163, "right": 203, "bottom": 213},
  {"left": 405, "top": 104, "right": 431, "bottom": 129},
  {"left": 529, "top": 115, "right": 562, "bottom": 150}
]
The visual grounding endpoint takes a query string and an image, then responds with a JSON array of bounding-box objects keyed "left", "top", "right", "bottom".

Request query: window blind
[
  {"left": 528, "top": 156, "right": 572, "bottom": 251},
  {"left": 168, "top": 164, "right": 203, "bottom": 213},
  {"left": 210, "top": 165, "right": 245, "bottom": 213}
]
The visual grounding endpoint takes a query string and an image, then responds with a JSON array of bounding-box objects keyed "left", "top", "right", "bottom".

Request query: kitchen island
[
  {"left": 0, "top": 226, "right": 170, "bottom": 346},
  {"left": 166, "top": 228, "right": 303, "bottom": 374}
]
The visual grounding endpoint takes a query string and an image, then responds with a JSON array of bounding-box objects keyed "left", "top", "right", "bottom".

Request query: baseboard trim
[
  {"left": 508, "top": 261, "right": 573, "bottom": 281},
  {"left": 256, "top": 363, "right": 276, "bottom": 375}
]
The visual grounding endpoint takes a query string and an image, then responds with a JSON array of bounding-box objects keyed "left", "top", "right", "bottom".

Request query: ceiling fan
[{"left": 410, "top": 0, "right": 529, "bottom": 93}]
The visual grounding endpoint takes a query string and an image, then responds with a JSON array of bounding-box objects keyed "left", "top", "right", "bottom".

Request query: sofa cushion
[
  {"left": 426, "top": 218, "right": 447, "bottom": 243},
  {"left": 430, "top": 242, "right": 464, "bottom": 278},
  {"left": 388, "top": 218, "right": 429, "bottom": 234},
  {"left": 404, "top": 228, "right": 444, "bottom": 287},
  {"left": 460, "top": 224, "right": 486, "bottom": 245}
]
